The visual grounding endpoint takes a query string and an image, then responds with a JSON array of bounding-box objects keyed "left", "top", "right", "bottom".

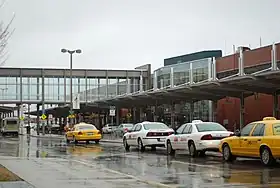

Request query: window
[
  {"left": 135, "top": 124, "right": 142, "bottom": 131},
  {"left": 272, "top": 123, "right": 280, "bottom": 135},
  {"left": 131, "top": 124, "right": 138, "bottom": 131},
  {"left": 241, "top": 123, "right": 255, "bottom": 136},
  {"left": 182, "top": 124, "right": 192, "bottom": 134},
  {"left": 143, "top": 123, "right": 169, "bottom": 130},
  {"left": 176, "top": 124, "right": 187, "bottom": 134},
  {"left": 251, "top": 123, "right": 265, "bottom": 136},
  {"left": 122, "top": 124, "right": 134, "bottom": 128},
  {"left": 78, "top": 125, "right": 97, "bottom": 130},
  {"left": 195, "top": 122, "right": 226, "bottom": 132},
  {"left": 187, "top": 125, "right": 193, "bottom": 134}
]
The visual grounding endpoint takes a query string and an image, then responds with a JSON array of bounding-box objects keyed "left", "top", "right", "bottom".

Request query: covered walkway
[{"left": 94, "top": 43, "right": 280, "bottom": 129}]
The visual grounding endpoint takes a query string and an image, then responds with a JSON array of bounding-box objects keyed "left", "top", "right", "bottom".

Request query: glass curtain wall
[
  {"left": 154, "top": 58, "right": 212, "bottom": 123},
  {"left": 0, "top": 75, "right": 142, "bottom": 102}
]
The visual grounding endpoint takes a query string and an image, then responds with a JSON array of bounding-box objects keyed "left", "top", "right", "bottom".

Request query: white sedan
[
  {"left": 165, "top": 120, "right": 233, "bottom": 157},
  {"left": 123, "top": 121, "right": 174, "bottom": 152}
]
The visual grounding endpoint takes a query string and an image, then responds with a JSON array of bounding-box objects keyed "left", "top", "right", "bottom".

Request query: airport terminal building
[{"left": 0, "top": 43, "right": 279, "bottom": 131}]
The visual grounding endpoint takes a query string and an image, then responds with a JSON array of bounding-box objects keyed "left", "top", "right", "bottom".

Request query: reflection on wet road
[{"left": 0, "top": 136, "right": 280, "bottom": 187}]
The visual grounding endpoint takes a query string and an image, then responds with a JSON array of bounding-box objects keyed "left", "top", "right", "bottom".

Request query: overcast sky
[{"left": 1, "top": 0, "right": 280, "bottom": 71}]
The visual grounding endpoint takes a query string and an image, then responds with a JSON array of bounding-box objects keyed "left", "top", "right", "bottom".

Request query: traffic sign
[
  {"left": 41, "top": 114, "right": 47, "bottom": 120},
  {"left": 19, "top": 116, "right": 24, "bottom": 121},
  {"left": 109, "top": 106, "right": 115, "bottom": 116}
]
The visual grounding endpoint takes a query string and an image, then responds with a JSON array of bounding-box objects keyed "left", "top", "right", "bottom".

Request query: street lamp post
[{"left": 61, "top": 49, "right": 82, "bottom": 126}]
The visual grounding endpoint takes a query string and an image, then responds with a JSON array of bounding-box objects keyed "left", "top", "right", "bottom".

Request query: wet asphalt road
[{"left": 0, "top": 136, "right": 280, "bottom": 188}]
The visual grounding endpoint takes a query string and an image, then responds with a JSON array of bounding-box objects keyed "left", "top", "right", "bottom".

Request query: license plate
[{"left": 87, "top": 133, "right": 93, "bottom": 135}]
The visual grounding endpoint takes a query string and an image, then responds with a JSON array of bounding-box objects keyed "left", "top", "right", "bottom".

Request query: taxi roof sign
[
  {"left": 263, "top": 117, "right": 276, "bottom": 121},
  {"left": 192, "top": 120, "right": 203, "bottom": 123}
]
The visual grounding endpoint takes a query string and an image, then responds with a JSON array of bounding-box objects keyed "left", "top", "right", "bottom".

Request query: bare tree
[{"left": 0, "top": 0, "right": 15, "bottom": 66}]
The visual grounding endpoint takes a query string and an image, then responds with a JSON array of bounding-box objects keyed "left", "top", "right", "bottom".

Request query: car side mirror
[{"left": 235, "top": 130, "right": 241, "bottom": 136}]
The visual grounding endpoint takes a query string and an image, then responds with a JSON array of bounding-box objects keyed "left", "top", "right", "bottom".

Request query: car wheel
[
  {"left": 188, "top": 141, "right": 198, "bottom": 157},
  {"left": 166, "top": 140, "right": 175, "bottom": 156},
  {"left": 222, "top": 144, "right": 236, "bottom": 162},
  {"left": 73, "top": 136, "right": 78, "bottom": 144},
  {"left": 123, "top": 137, "right": 130, "bottom": 151},
  {"left": 260, "top": 146, "right": 275, "bottom": 166},
  {"left": 137, "top": 138, "right": 145, "bottom": 152}
]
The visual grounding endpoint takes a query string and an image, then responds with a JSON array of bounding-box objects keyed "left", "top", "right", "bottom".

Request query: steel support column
[
  {"left": 36, "top": 104, "right": 40, "bottom": 135},
  {"left": 240, "top": 93, "right": 245, "bottom": 129},
  {"left": 190, "top": 101, "right": 194, "bottom": 122},
  {"left": 170, "top": 102, "right": 175, "bottom": 129},
  {"left": 153, "top": 71, "right": 157, "bottom": 90},
  {"left": 41, "top": 71, "right": 45, "bottom": 135},
  {"left": 273, "top": 92, "right": 279, "bottom": 118}
]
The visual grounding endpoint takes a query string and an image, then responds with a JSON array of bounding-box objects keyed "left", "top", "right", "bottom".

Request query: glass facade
[
  {"left": 0, "top": 76, "right": 144, "bottom": 102},
  {"left": 155, "top": 58, "right": 210, "bottom": 89},
  {"left": 154, "top": 58, "right": 212, "bottom": 122}
]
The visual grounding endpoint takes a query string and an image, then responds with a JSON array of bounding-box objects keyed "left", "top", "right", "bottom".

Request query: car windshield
[
  {"left": 78, "top": 125, "right": 97, "bottom": 130},
  {"left": 122, "top": 124, "right": 133, "bottom": 127},
  {"left": 195, "top": 122, "right": 226, "bottom": 132},
  {"left": 143, "top": 123, "right": 169, "bottom": 130}
]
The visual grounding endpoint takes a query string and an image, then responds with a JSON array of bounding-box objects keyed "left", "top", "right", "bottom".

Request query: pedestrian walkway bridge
[{"left": 0, "top": 66, "right": 150, "bottom": 104}]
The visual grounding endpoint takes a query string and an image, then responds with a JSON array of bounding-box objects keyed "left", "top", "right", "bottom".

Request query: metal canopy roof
[
  {"left": 0, "top": 106, "right": 16, "bottom": 113},
  {"left": 95, "top": 70, "right": 280, "bottom": 107}
]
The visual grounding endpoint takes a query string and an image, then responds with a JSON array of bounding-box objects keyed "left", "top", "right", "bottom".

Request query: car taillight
[
  {"left": 201, "top": 134, "right": 212, "bottom": 140},
  {"left": 168, "top": 132, "right": 174, "bottom": 135},
  {"left": 146, "top": 132, "right": 155, "bottom": 137},
  {"left": 124, "top": 128, "right": 128, "bottom": 132},
  {"left": 97, "top": 131, "right": 101, "bottom": 134},
  {"left": 78, "top": 132, "right": 83, "bottom": 135}
]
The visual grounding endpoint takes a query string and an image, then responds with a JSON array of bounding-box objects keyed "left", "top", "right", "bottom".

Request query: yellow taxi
[
  {"left": 219, "top": 117, "right": 280, "bottom": 166},
  {"left": 65, "top": 122, "right": 102, "bottom": 144}
]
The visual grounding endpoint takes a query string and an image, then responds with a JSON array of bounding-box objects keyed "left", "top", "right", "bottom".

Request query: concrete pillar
[
  {"left": 273, "top": 92, "right": 279, "bottom": 118},
  {"left": 240, "top": 93, "right": 245, "bottom": 129}
]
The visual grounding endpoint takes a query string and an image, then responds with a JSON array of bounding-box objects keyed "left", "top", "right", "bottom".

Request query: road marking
[{"left": 71, "top": 159, "right": 176, "bottom": 188}]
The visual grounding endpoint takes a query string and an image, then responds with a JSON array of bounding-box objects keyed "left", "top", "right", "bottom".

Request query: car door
[
  {"left": 132, "top": 124, "right": 142, "bottom": 145},
  {"left": 172, "top": 124, "right": 187, "bottom": 150},
  {"left": 238, "top": 123, "right": 256, "bottom": 156},
  {"left": 248, "top": 123, "right": 265, "bottom": 156},
  {"left": 177, "top": 124, "right": 191, "bottom": 150},
  {"left": 126, "top": 124, "right": 137, "bottom": 145}
]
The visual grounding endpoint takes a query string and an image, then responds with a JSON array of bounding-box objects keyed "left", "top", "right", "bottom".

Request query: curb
[{"left": 28, "top": 134, "right": 123, "bottom": 144}]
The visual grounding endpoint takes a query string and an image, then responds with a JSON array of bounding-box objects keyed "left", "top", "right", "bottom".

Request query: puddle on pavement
[{"left": 91, "top": 152, "right": 280, "bottom": 188}]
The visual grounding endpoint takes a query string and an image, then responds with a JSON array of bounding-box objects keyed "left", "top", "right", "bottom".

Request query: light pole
[{"left": 61, "top": 48, "right": 82, "bottom": 126}]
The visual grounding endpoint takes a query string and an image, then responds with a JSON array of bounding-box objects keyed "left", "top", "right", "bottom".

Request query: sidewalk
[{"left": 27, "top": 132, "right": 123, "bottom": 144}]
